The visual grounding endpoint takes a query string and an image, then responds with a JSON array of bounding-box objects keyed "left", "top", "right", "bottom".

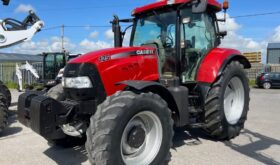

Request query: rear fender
[{"left": 197, "top": 48, "right": 251, "bottom": 83}]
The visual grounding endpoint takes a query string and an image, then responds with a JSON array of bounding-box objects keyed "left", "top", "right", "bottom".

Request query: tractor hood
[
  {"left": 67, "top": 46, "right": 159, "bottom": 96},
  {"left": 69, "top": 46, "right": 157, "bottom": 65}
]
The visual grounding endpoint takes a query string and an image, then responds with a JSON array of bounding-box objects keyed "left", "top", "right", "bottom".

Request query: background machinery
[
  {"left": 16, "top": 61, "right": 40, "bottom": 91},
  {"left": 41, "top": 52, "right": 81, "bottom": 89},
  {"left": 18, "top": 0, "right": 251, "bottom": 164},
  {"left": 0, "top": 0, "right": 43, "bottom": 133}
]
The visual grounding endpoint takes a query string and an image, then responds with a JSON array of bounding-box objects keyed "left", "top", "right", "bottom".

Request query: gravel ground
[{"left": 0, "top": 88, "right": 280, "bottom": 165}]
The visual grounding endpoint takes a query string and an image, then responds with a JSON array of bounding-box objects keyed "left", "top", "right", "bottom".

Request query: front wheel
[
  {"left": 86, "top": 91, "right": 174, "bottom": 165},
  {"left": 204, "top": 61, "right": 250, "bottom": 140}
]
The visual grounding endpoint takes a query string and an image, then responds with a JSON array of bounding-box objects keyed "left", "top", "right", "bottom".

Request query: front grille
[{"left": 63, "top": 63, "right": 106, "bottom": 104}]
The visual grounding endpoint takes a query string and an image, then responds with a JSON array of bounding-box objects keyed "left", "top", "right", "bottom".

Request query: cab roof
[{"left": 133, "top": 0, "right": 221, "bottom": 15}]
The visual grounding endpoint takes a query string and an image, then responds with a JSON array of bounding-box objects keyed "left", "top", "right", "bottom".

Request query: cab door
[{"left": 180, "top": 9, "right": 217, "bottom": 82}]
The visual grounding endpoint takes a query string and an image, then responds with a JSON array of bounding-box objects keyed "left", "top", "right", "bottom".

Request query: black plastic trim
[
  {"left": 218, "top": 54, "right": 251, "bottom": 76},
  {"left": 63, "top": 63, "right": 106, "bottom": 105}
]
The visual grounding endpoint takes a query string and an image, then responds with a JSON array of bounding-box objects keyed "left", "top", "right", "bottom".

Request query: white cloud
[
  {"left": 105, "top": 29, "right": 114, "bottom": 40},
  {"left": 79, "top": 39, "right": 112, "bottom": 53},
  {"left": 9, "top": 36, "right": 77, "bottom": 54},
  {"left": 14, "top": 4, "right": 36, "bottom": 13},
  {"left": 217, "top": 13, "right": 267, "bottom": 54},
  {"left": 89, "top": 31, "right": 99, "bottom": 39},
  {"left": 271, "top": 26, "right": 280, "bottom": 42}
]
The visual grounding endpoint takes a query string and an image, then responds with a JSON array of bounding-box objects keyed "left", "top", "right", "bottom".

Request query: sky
[{"left": 1, "top": 0, "right": 280, "bottom": 62}]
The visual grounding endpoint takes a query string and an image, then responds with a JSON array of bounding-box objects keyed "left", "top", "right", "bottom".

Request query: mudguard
[
  {"left": 196, "top": 48, "right": 251, "bottom": 83},
  {"left": 118, "top": 80, "right": 189, "bottom": 126}
]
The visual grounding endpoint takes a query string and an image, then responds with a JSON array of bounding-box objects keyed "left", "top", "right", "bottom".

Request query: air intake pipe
[{"left": 111, "top": 15, "right": 122, "bottom": 48}]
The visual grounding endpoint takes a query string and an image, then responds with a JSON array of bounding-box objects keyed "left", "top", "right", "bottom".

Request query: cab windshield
[{"left": 131, "top": 10, "right": 177, "bottom": 77}]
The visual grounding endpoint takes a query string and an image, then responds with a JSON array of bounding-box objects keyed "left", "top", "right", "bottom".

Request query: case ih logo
[{"left": 136, "top": 50, "right": 154, "bottom": 55}]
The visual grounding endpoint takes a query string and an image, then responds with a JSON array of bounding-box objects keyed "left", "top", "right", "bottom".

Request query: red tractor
[{"left": 18, "top": 0, "right": 250, "bottom": 164}]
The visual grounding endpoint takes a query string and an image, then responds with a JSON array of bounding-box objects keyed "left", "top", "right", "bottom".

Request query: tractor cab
[{"left": 114, "top": 0, "right": 227, "bottom": 83}]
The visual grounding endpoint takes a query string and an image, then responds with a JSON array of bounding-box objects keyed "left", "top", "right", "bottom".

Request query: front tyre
[
  {"left": 204, "top": 61, "right": 250, "bottom": 140},
  {"left": 86, "top": 91, "right": 174, "bottom": 165}
]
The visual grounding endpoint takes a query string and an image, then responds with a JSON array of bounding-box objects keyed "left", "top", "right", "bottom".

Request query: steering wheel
[
  {"left": 2, "top": 18, "right": 27, "bottom": 31},
  {"left": 157, "top": 35, "right": 174, "bottom": 48}
]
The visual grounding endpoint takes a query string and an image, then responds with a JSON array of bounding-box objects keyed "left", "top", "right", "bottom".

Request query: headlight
[{"left": 62, "top": 76, "right": 93, "bottom": 89}]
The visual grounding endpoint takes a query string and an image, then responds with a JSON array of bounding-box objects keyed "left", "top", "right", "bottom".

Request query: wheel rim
[
  {"left": 263, "top": 82, "right": 271, "bottom": 89},
  {"left": 224, "top": 77, "right": 245, "bottom": 125},
  {"left": 121, "top": 111, "right": 163, "bottom": 165}
]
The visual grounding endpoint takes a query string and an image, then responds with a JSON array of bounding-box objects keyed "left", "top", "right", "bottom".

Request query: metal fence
[
  {"left": 245, "top": 63, "right": 280, "bottom": 80},
  {"left": 0, "top": 62, "right": 43, "bottom": 84}
]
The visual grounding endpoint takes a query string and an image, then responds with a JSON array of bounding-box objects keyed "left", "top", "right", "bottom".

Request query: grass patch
[
  {"left": 249, "top": 79, "right": 256, "bottom": 87},
  {"left": 4, "top": 82, "right": 18, "bottom": 89}
]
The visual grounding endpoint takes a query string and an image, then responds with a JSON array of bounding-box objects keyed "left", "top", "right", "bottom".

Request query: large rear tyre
[
  {"left": 86, "top": 91, "right": 174, "bottom": 165},
  {"left": 0, "top": 93, "right": 8, "bottom": 133},
  {"left": 0, "top": 82, "right": 11, "bottom": 107},
  {"left": 204, "top": 61, "right": 250, "bottom": 140}
]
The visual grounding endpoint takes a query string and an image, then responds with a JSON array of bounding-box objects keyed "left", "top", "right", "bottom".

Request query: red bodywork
[
  {"left": 70, "top": 47, "right": 243, "bottom": 95},
  {"left": 133, "top": 0, "right": 221, "bottom": 15},
  {"left": 70, "top": 47, "right": 159, "bottom": 95},
  {"left": 196, "top": 48, "right": 242, "bottom": 83}
]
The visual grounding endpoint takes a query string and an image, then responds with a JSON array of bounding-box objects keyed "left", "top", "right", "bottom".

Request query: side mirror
[
  {"left": 2, "top": 0, "right": 10, "bottom": 5},
  {"left": 218, "top": 31, "right": 227, "bottom": 38},
  {"left": 192, "top": 0, "right": 208, "bottom": 13}
]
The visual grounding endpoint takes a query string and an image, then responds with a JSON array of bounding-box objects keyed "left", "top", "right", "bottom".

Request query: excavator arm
[{"left": 0, "top": 10, "right": 44, "bottom": 48}]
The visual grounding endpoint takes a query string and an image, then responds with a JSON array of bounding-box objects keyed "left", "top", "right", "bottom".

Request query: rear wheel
[
  {"left": 86, "top": 91, "right": 173, "bottom": 165},
  {"left": 263, "top": 82, "right": 271, "bottom": 89},
  {"left": 204, "top": 61, "right": 250, "bottom": 140},
  {"left": 0, "top": 93, "right": 8, "bottom": 133}
]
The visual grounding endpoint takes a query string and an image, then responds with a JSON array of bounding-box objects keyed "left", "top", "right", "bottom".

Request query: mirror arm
[{"left": 217, "top": 9, "right": 227, "bottom": 22}]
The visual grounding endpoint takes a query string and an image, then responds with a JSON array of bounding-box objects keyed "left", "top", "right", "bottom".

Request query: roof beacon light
[{"left": 223, "top": 0, "right": 229, "bottom": 10}]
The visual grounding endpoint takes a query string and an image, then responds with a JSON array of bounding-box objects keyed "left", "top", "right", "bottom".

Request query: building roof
[
  {"left": 268, "top": 43, "right": 280, "bottom": 49},
  {"left": 0, "top": 52, "right": 42, "bottom": 62}
]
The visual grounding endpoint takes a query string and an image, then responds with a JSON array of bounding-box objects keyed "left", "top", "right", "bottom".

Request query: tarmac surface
[{"left": 0, "top": 88, "right": 280, "bottom": 165}]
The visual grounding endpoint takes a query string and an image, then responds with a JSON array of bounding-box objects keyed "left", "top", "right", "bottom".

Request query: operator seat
[{"left": 142, "top": 40, "right": 166, "bottom": 76}]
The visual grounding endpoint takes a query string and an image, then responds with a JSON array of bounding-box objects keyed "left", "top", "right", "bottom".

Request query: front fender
[
  {"left": 118, "top": 80, "right": 187, "bottom": 126},
  {"left": 196, "top": 48, "right": 251, "bottom": 83}
]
